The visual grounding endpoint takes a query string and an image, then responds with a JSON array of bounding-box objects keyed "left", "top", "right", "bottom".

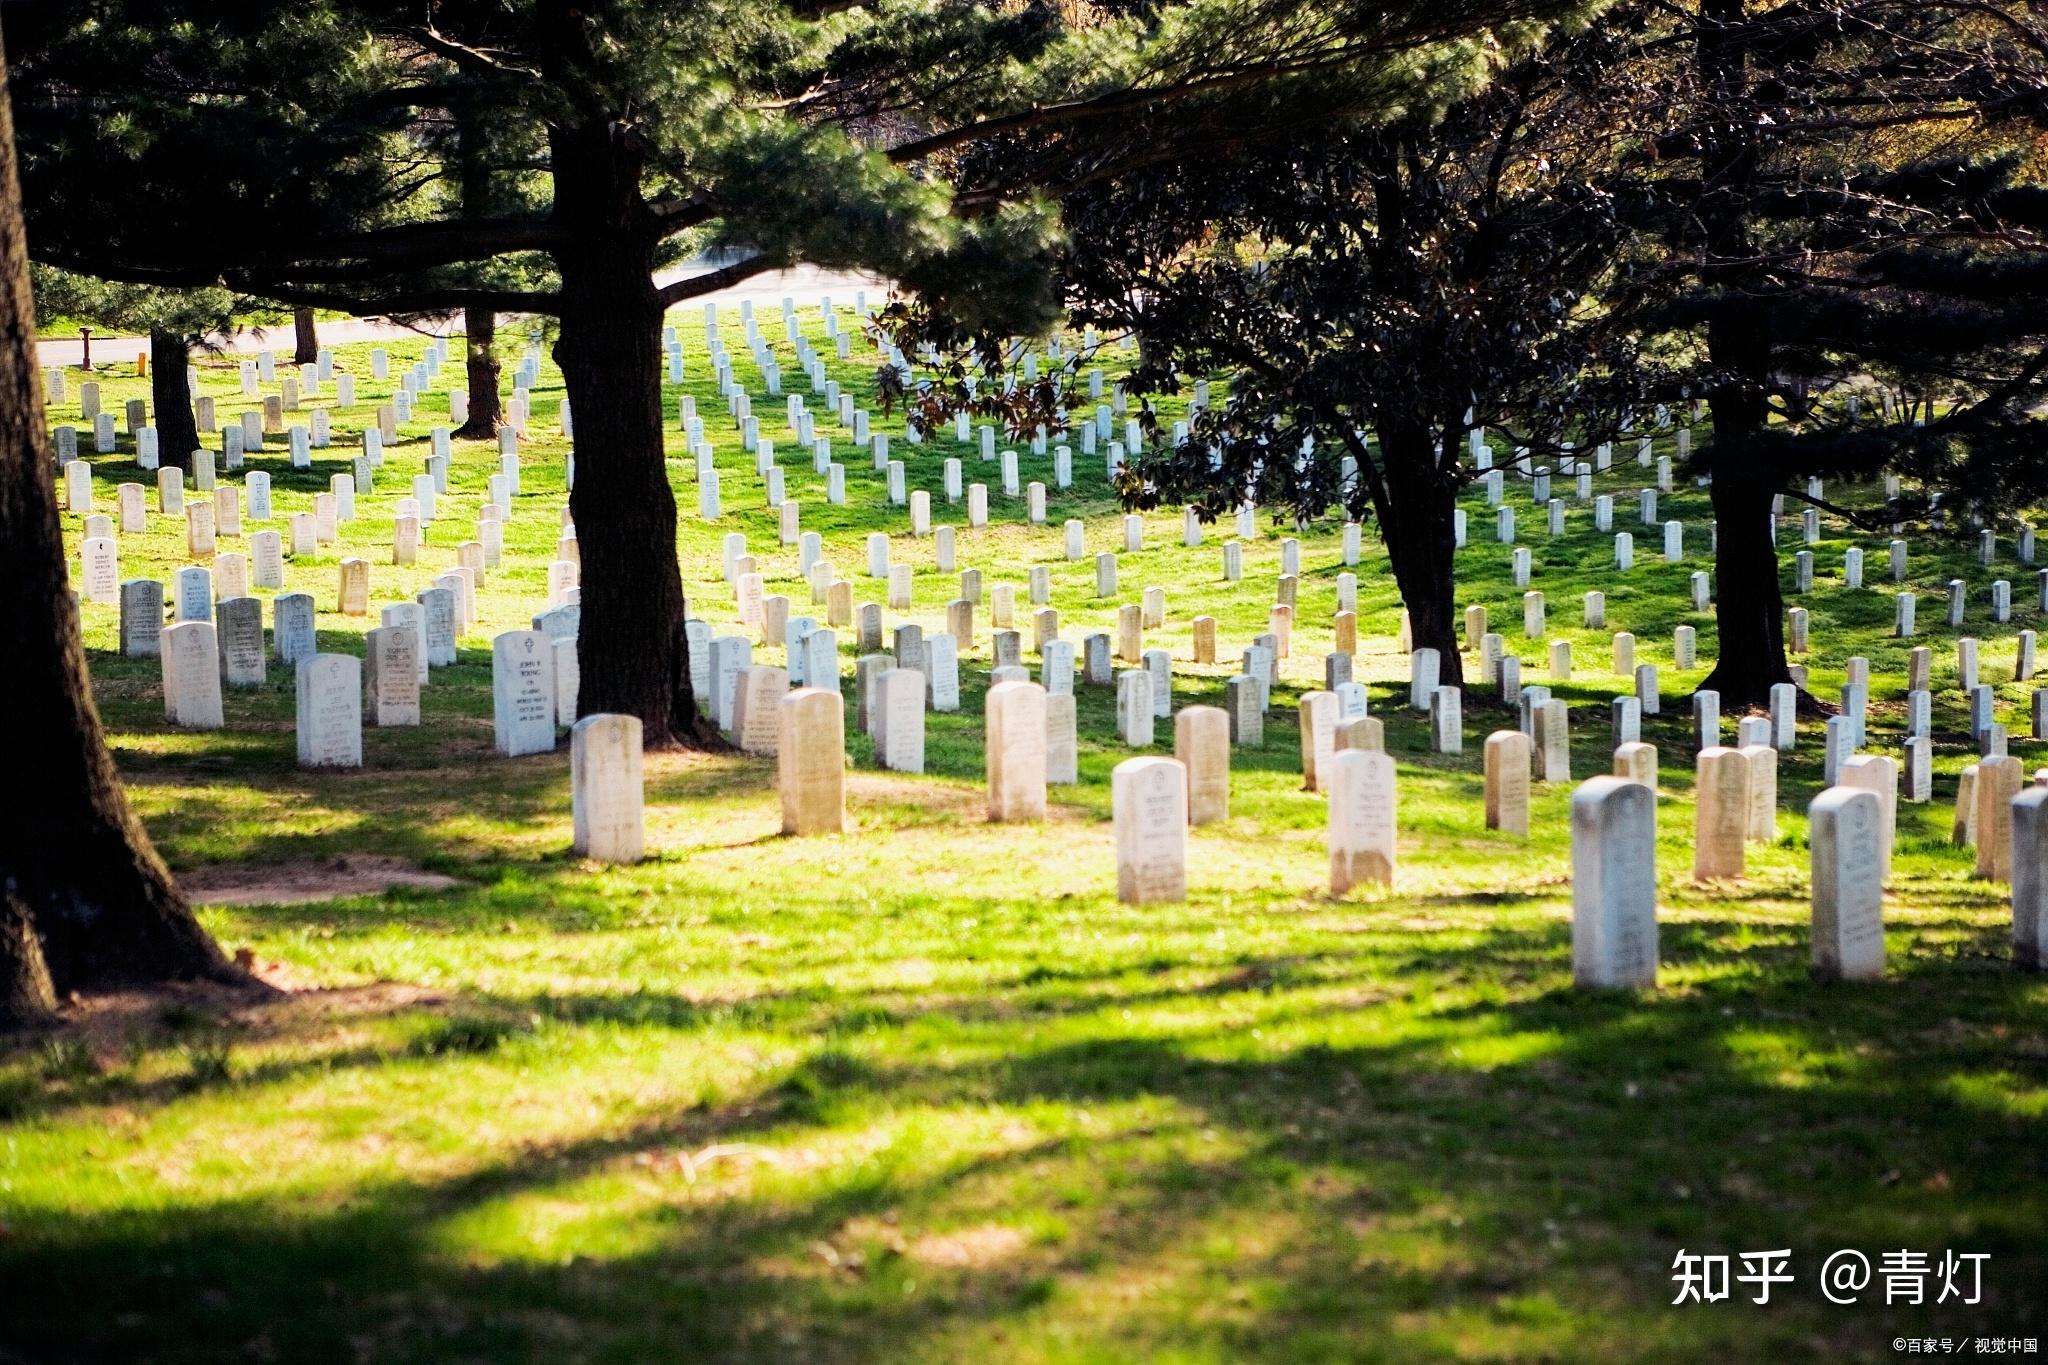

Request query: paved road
[{"left": 35, "top": 263, "right": 892, "bottom": 369}]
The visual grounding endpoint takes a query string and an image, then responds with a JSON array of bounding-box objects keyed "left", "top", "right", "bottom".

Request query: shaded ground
[
  {"left": 5, "top": 310, "right": 2044, "bottom": 1363},
  {"left": 180, "top": 855, "right": 466, "bottom": 907}
]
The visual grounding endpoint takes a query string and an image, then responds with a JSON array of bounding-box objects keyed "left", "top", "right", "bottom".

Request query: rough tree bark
[
  {"left": 455, "top": 305, "right": 501, "bottom": 439},
  {"left": 0, "top": 34, "right": 237, "bottom": 1027},
  {"left": 1699, "top": 300, "right": 1796, "bottom": 707},
  {"left": 549, "top": 122, "right": 706, "bottom": 748},
  {"left": 291, "top": 305, "right": 318, "bottom": 364},
  {"left": 1698, "top": 436, "right": 1793, "bottom": 708},
  {"left": 148, "top": 328, "right": 198, "bottom": 472},
  {"left": 1364, "top": 415, "right": 1467, "bottom": 692},
  {"left": 1691, "top": 0, "right": 1794, "bottom": 707},
  {"left": 453, "top": 110, "right": 502, "bottom": 441}
]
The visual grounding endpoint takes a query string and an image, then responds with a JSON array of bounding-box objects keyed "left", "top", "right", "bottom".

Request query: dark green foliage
[
  {"left": 407, "top": 1012, "right": 531, "bottom": 1058},
  {"left": 26, "top": 269, "right": 244, "bottom": 345},
  {"left": 1038, "top": 13, "right": 1628, "bottom": 674},
  {"left": 1610, "top": 1, "right": 2048, "bottom": 700},
  {"left": 3, "top": 0, "right": 1632, "bottom": 741}
]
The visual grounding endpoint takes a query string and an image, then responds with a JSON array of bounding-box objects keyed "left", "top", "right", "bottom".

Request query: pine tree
[
  {"left": 7, "top": 0, "right": 1610, "bottom": 745},
  {"left": 0, "top": 36, "right": 240, "bottom": 1025},
  {"left": 1049, "top": 14, "right": 1633, "bottom": 688},
  {"left": 1621, "top": 0, "right": 2048, "bottom": 706},
  {"left": 28, "top": 269, "right": 248, "bottom": 473}
]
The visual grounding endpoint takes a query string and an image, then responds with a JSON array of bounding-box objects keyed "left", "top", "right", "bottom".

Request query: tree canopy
[{"left": 6, "top": 0, "right": 1606, "bottom": 744}]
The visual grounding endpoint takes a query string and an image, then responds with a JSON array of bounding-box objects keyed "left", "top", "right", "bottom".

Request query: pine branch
[{"left": 655, "top": 255, "right": 779, "bottom": 306}]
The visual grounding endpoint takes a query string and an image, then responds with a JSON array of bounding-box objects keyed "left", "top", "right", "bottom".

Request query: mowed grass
[{"left": 1, "top": 309, "right": 2044, "bottom": 1363}]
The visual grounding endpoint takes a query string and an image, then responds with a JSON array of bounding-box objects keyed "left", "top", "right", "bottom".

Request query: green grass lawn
[{"left": 2, "top": 307, "right": 2044, "bottom": 1364}]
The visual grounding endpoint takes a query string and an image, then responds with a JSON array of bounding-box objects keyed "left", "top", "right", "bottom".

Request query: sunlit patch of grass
[
  {"left": 1945, "top": 1068, "right": 2048, "bottom": 1119},
  {"left": 7, "top": 312, "right": 2045, "bottom": 1362}
]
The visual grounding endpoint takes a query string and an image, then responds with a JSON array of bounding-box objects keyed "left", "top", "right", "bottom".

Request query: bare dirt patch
[
  {"left": 906, "top": 1223, "right": 1029, "bottom": 1268},
  {"left": 179, "top": 855, "right": 465, "bottom": 907},
  {"left": 10, "top": 979, "right": 449, "bottom": 1055}
]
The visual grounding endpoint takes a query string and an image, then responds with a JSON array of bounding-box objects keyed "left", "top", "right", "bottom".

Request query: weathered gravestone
[
  {"left": 1046, "top": 691, "right": 1079, "bottom": 785},
  {"left": 215, "top": 597, "right": 266, "bottom": 688},
  {"left": 874, "top": 667, "right": 925, "bottom": 774},
  {"left": 1113, "top": 757, "right": 1189, "bottom": 905},
  {"left": 1432, "top": 686, "right": 1464, "bottom": 756},
  {"left": 417, "top": 588, "right": 458, "bottom": 667},
  {"left": 1299, "top": 690, "right": 1338, "bottom": 792},
  {"left": 1336, "top": 715, "right": 1384, "bottom": 753},
  {"left": 1226, "top": 676, "right": 1262, "bottom": 747},
  {"left": 926, "top": 633, "right": 961, "bottom": 713},
  {"left": 174, "top": 565, "right": 212, "bottom": 623},
  {"left": 1693, "top": 746, "right": 1750, "bottom": 881},
  {"left": 2011, "top": 787, "right": 2048, "bottom": 969},
  {"left": 732, "top": 666, "right": 789, "bottom": 757},
  {"left": 337, "top": 558, "right": 370, "bottom": 616},
  {"left": 382, "top": 602, "right": 430, "bottom": 686},
  {"left": 1739, "top": 743, "right": 1778, "bottom": 843},
  {"left": 1484, "top": 731, "right": 1531, "bottom": 836},
  {"left": 1839, "top": 754, "right": 1898, "bottom": 885},
  {"left": 295, "top": 654, "right": 363, "bottom": 768},
  {"left": 365, "top": 626, "right": 422, "bottom": 726},
  {"left": 1975, "top": 755, "right": 2024, "bottom": 880},
  {"left": 1117, "top": 670, "right": 1154, "bottom": 746},
  {"left": 1175, "top": 706, "right": 1230, "bottom": 826},
  {"left": 986, "top": 680, "right": 1049, "bottom": 822},
  {"left": 1571, "top": 776, "right": 1658, "bottom": 988},
  {"left": 1327, "top": 749, "right": 1396, "bottom": 894},
  {"left": 1809, "top": 786, "right": 1886, "bottom": 981},
  {"left": 1408, "top": 648, "right": 1439, "bottom": 713},
  {"left": 119, "top": 579, "right": 163, "bottom": 657},
  {"left": 160, "top": 620, "right": 225, "bottom": 730},
  {"left": 1613, "top": 740, "right": 1658, "bottom": 792},
  {"left": 1535, "top": 699, "right": 1569, "bottom": 782},
  {"left": 214, "top": 552, "right": 249, "bottom": 602},
  {"left": 77, "top": 536, "right": 119, "bottom": 605},
  {"left": 1955, "top": 764, "right": 1980, "bottom": 848},
  {"left": 779, "top": 689, "right": 845, "bottom": 836}
]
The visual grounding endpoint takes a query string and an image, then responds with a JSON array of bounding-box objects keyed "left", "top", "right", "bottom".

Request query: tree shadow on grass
[{"left": 3, "top": 912, "right": 2045, "bottom": 1363}]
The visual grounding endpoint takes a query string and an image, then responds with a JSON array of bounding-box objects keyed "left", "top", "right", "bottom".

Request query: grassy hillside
[{"left": 2, "top": 306, "right": 2042, "bottom": 1364}]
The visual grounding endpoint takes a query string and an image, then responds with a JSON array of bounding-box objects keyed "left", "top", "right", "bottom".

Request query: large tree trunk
[
  {"left": 454, "top": 108, "right": 503, "bottom": 441},
  {"left": 1371, "top": 418, "right": 1466, "bottom": 692},
  {"left": 1695, "top": 193, "right": 1793, "bottom": 705},
  {"left": 1691, "top": 0, "right": 1792, "bottom": 711},
  {"left": 291, "top": 306, "right": 318, "bottom": 364},
  {"left": 549, "top": 123, "right": 706, "bottom": 749},
  {"left": 1698, "top": 419, "right": 1794, "bottom": 710},
  {"left": 455, "top": 305, "right": 500, "bottom": 439},
  {"left": 149, "top": 329, "right": 198, "bottom": 473},
  {"left": 0, "top": 900, "right": 54, "bottom": 1025},
  {"left": 0, "top": 35, "right": 237, "bottom": 1026}
]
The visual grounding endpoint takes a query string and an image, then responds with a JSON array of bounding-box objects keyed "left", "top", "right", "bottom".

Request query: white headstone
[
  {"left": 492, "top": 631, "right": 558, "bottom": 756},
  {"left": 572, "top": 714, "right": 645, "bottom": 862},
  {"left": 1327, "top": 750, "right": 1396, "bottom": 893},
  {"left": 1570, "top": 776, "right": 1658, "bottom": 988},
  {"left": 1112, "top": 757, "right": 1189, "bottom": 904},
  {"left": 294, "top": 654, "right": 363, "bottom": 767},
  {"left": 986, "top": 681, "right": 1049, "bottom": 822},
  {"left": 364, "top": 626, "right": 423, "bottom": 725},
  {"left": 1795, "top": 784, "right": 1884, "bottom": 987},
  {"left": 215, "top": 596, "right": 266, "bottom": 688}
]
